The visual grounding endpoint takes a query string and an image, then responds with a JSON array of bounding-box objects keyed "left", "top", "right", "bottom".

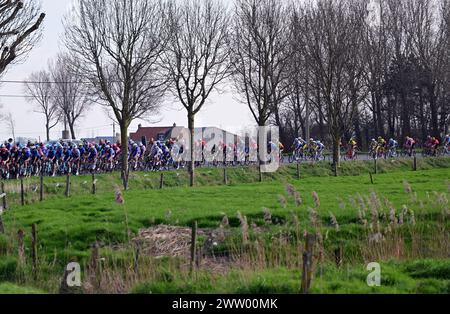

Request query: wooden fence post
[
  {"left": 39, "top": 173, "right": 44, "bottom": 201},
  {"left": 17, "top": 229, "right": 25, "bottom": 265},
  {"left": 65, "top": 174, "right": 70, "bottom": 197},
  {"left": 0, "top": 213, "right": 4, "bottom": 234},
  {"left": 190, "top": 221, "right": 198, "bottom": 274},
  {"left": 223, "top": 168, "right": 228, "bottom": 185},
  {"left": 20, "top": 178, "right": 25, "bottom": 206},
  {"left": 92, "top": 173, "right": 97, "bottom": 195},
  {"left": 301, "top": 233, "right": 316, "bottom": 294},
  {"left": 134, "top": 241, "right": 141, "bottom": 275},
  {"left": 89, "top": 241, "right": 100, "bottom": 289},
  {"left": 31, "top": 223, "right": 38, "bottom": 280},
  {"left": 374, "top": 159, "right": 377, "bottom": 174},
  {"left": 1, "top": 182, "right": 7, "bottom": 209},
  {"left": 413, "top": 156, "right": 417, "bottom": 171},
  {"left": 159, "top": 173, "right": 164, "bottom": 189},
  {"left": 258, "top": 165, "right": 263, "bottom": 182},
  {"left": 0, "top": 185, "right": 6, "bottom": 233},
  {"left": 297, "top": 162, "right": 300, "bottom": 180},
  {"left": 334, "top": 246, "right": 343, "bottom": 268},
  {"left": 369, "top": 172, "right": 374, "bottom": 184}
]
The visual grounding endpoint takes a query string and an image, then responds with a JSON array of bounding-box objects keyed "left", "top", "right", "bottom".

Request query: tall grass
[{"left": 0, "top": 172, "right": 449, "bottom": 293}]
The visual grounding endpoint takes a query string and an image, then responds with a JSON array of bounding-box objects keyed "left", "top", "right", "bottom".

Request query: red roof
[{"left": 129, "top": 126, "right": 174, "bottom": 143}]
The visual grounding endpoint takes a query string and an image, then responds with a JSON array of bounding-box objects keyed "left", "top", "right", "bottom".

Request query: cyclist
[
  {"left": 0, "top": 144, "right": 11, "bottom": 179},
  {"left": 369, "top": 139, "right": 378, "bottom": 159},
  {"left": 424, "top": 135, "right": 434, "bottom": 156},
  {"left": 387, "top": 138, "right": 398, "bottom": 158},
  {"left": 444, "top": 134, "right": 450, "bottom": 155},
  {"left": 347, "top": 136, "right": 358, "bottom": 160},
  {"left": 315, "top": 140, "right": 325, "bottom": 160},
  {"left": 430, "top": 137, "right": 440, "bottom": 156},
  {"left": 377, "top": 136, "right": 387, "bottom": 158},
  {"left": 130, "top": 143, "right": 141, "bottom": 170},
  {"left": 5, "top": 138, "right": 13, "bottom": 151},
  {"left": 87, "top": 143, "right": 98, "bottom": 172},
  {"left": 30, "top": 145, "right": 41, "bottom": 175},
  {"left": 278, "top": 142, "right": 285, "bottom": 161},
  {"left": 20, "top": 146, "right": 32, "bottom": 177},
  {"left": 306, "top": 138, "right": 318, "bottom": 160},
  {"left": 70, "top": 145, "right": 81, "bottom": 175},
  {"left": 103, "top": 145, "right": 115, "bottom": 172},
  {"left": 404, "top": 136, "right": 416, "bottom": 157}
]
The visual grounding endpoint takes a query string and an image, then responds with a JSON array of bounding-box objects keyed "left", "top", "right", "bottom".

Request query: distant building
[
  {"left": 129, "top": 124, "right": 240, "bottom": 144},
  {"left": 129, "top": 123, "right": 184, "bottom": 143}
]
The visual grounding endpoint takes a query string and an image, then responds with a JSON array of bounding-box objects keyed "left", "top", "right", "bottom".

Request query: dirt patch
[
  {"left": 132, "top": 225, "right": 207, "bottom": 258},
  {"left": 131, "top": 225, "right": 234, "bottom": 272}
]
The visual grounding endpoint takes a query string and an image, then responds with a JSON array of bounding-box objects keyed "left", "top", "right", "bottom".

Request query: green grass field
[{"left": 0, "top": 159, "right": 449, "bottom": 294}]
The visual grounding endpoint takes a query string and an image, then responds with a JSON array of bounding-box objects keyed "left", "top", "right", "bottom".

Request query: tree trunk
[
  {"left": 188, "top": 112, "right": 195, "bottom": 187},
  {"left": 120, "top": 123, "right": 129, "bottom": 190},
  {"left": 45, "top": 123, "right": 50, "bottom": 142},
  {"left": 428, "top": 86, "right": 439, "bottom": 138},
  {"left": 332, "top": 133, "right": 340, "bottom": 171},
  {"left": 68, "top": 120, "right": 76, "bottom": 140}
]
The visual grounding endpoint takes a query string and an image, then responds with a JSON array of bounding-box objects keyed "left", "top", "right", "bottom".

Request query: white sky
[{"left": 0, "top": 0, "right": 254, "bottom": 141}]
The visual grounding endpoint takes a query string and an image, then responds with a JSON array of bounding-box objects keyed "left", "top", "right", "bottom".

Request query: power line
[
  {"left": 0, "top": 94, "right": 87, "bottom": 98},
  {"left": 0, "top": 79, "right": 152, "bottom": 85}
]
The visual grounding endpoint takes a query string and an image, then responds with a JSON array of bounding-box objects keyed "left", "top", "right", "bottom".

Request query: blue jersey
[
  {"left": 105, "top": 148, "right": 115, "bottom": 158},
  {"left": 131, "top": 147, "right": 140, "bottom": 157},
  {"left": 21, "top": 149, "right": 31, "bottom": 160},
  {"left": 30, "top": 149, "right": 40, "bottom": 159},
  {"left": 71, "top": 148, "right": 80, "bottom": 158},
  {"left": 63, "top": 150, "right": 72, "bottom": 161},
  {"left": 55, "top": 149, "right": 63, "bottom": 159},
  {"left": 47, "top": 149, "right": 56, "bottom": 159},
  {"left": 88, "top": 147, "right": 98, "bottom": 160}
]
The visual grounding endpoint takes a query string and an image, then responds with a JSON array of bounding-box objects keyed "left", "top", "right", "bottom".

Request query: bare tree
[
  {"left": 405, "top": 0, "right": 448, "bottom": 138},
  {"left": 24, "top": 70, "right": 59, "bottom": 141},
  {"left": 0, "top": 0, "right": 45, "bottom": 76},
  {"left": 50, "top": 53, "right": 88, "bottom": 140},
  {"left": 1, "top": 111, "right": 16, "bottom": 142},
  {"left": 64, "top": 0, "right": 168, "bottom": 189},
  {"left": 301, "top": 0, "right": 366, "bottom": 167},
  {"left": 162, "top": 0, "right": 231, "bottom": 186},
  {"left": 229, "top": 0, "right": 291, "bottom": 127}
]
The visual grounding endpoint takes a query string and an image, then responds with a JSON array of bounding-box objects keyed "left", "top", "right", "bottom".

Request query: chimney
[
  {"left": 173, "top": 122, "right": 176, "bottom": 127},
  {"left": 138, "top": 124, "right": 142, "bottom": 129}
]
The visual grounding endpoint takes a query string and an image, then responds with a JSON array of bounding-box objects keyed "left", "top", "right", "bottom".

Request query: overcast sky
[{"left": 0, "top": 0, "right": 255, "bottom": 141}]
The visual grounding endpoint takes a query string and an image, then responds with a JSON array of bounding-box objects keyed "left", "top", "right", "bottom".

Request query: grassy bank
[
  {"left": 0, "top": 165, "right": 448, "bottom": 293},
  {"left": 2, "top": 156, "right": 450, "bottom": 209}
]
